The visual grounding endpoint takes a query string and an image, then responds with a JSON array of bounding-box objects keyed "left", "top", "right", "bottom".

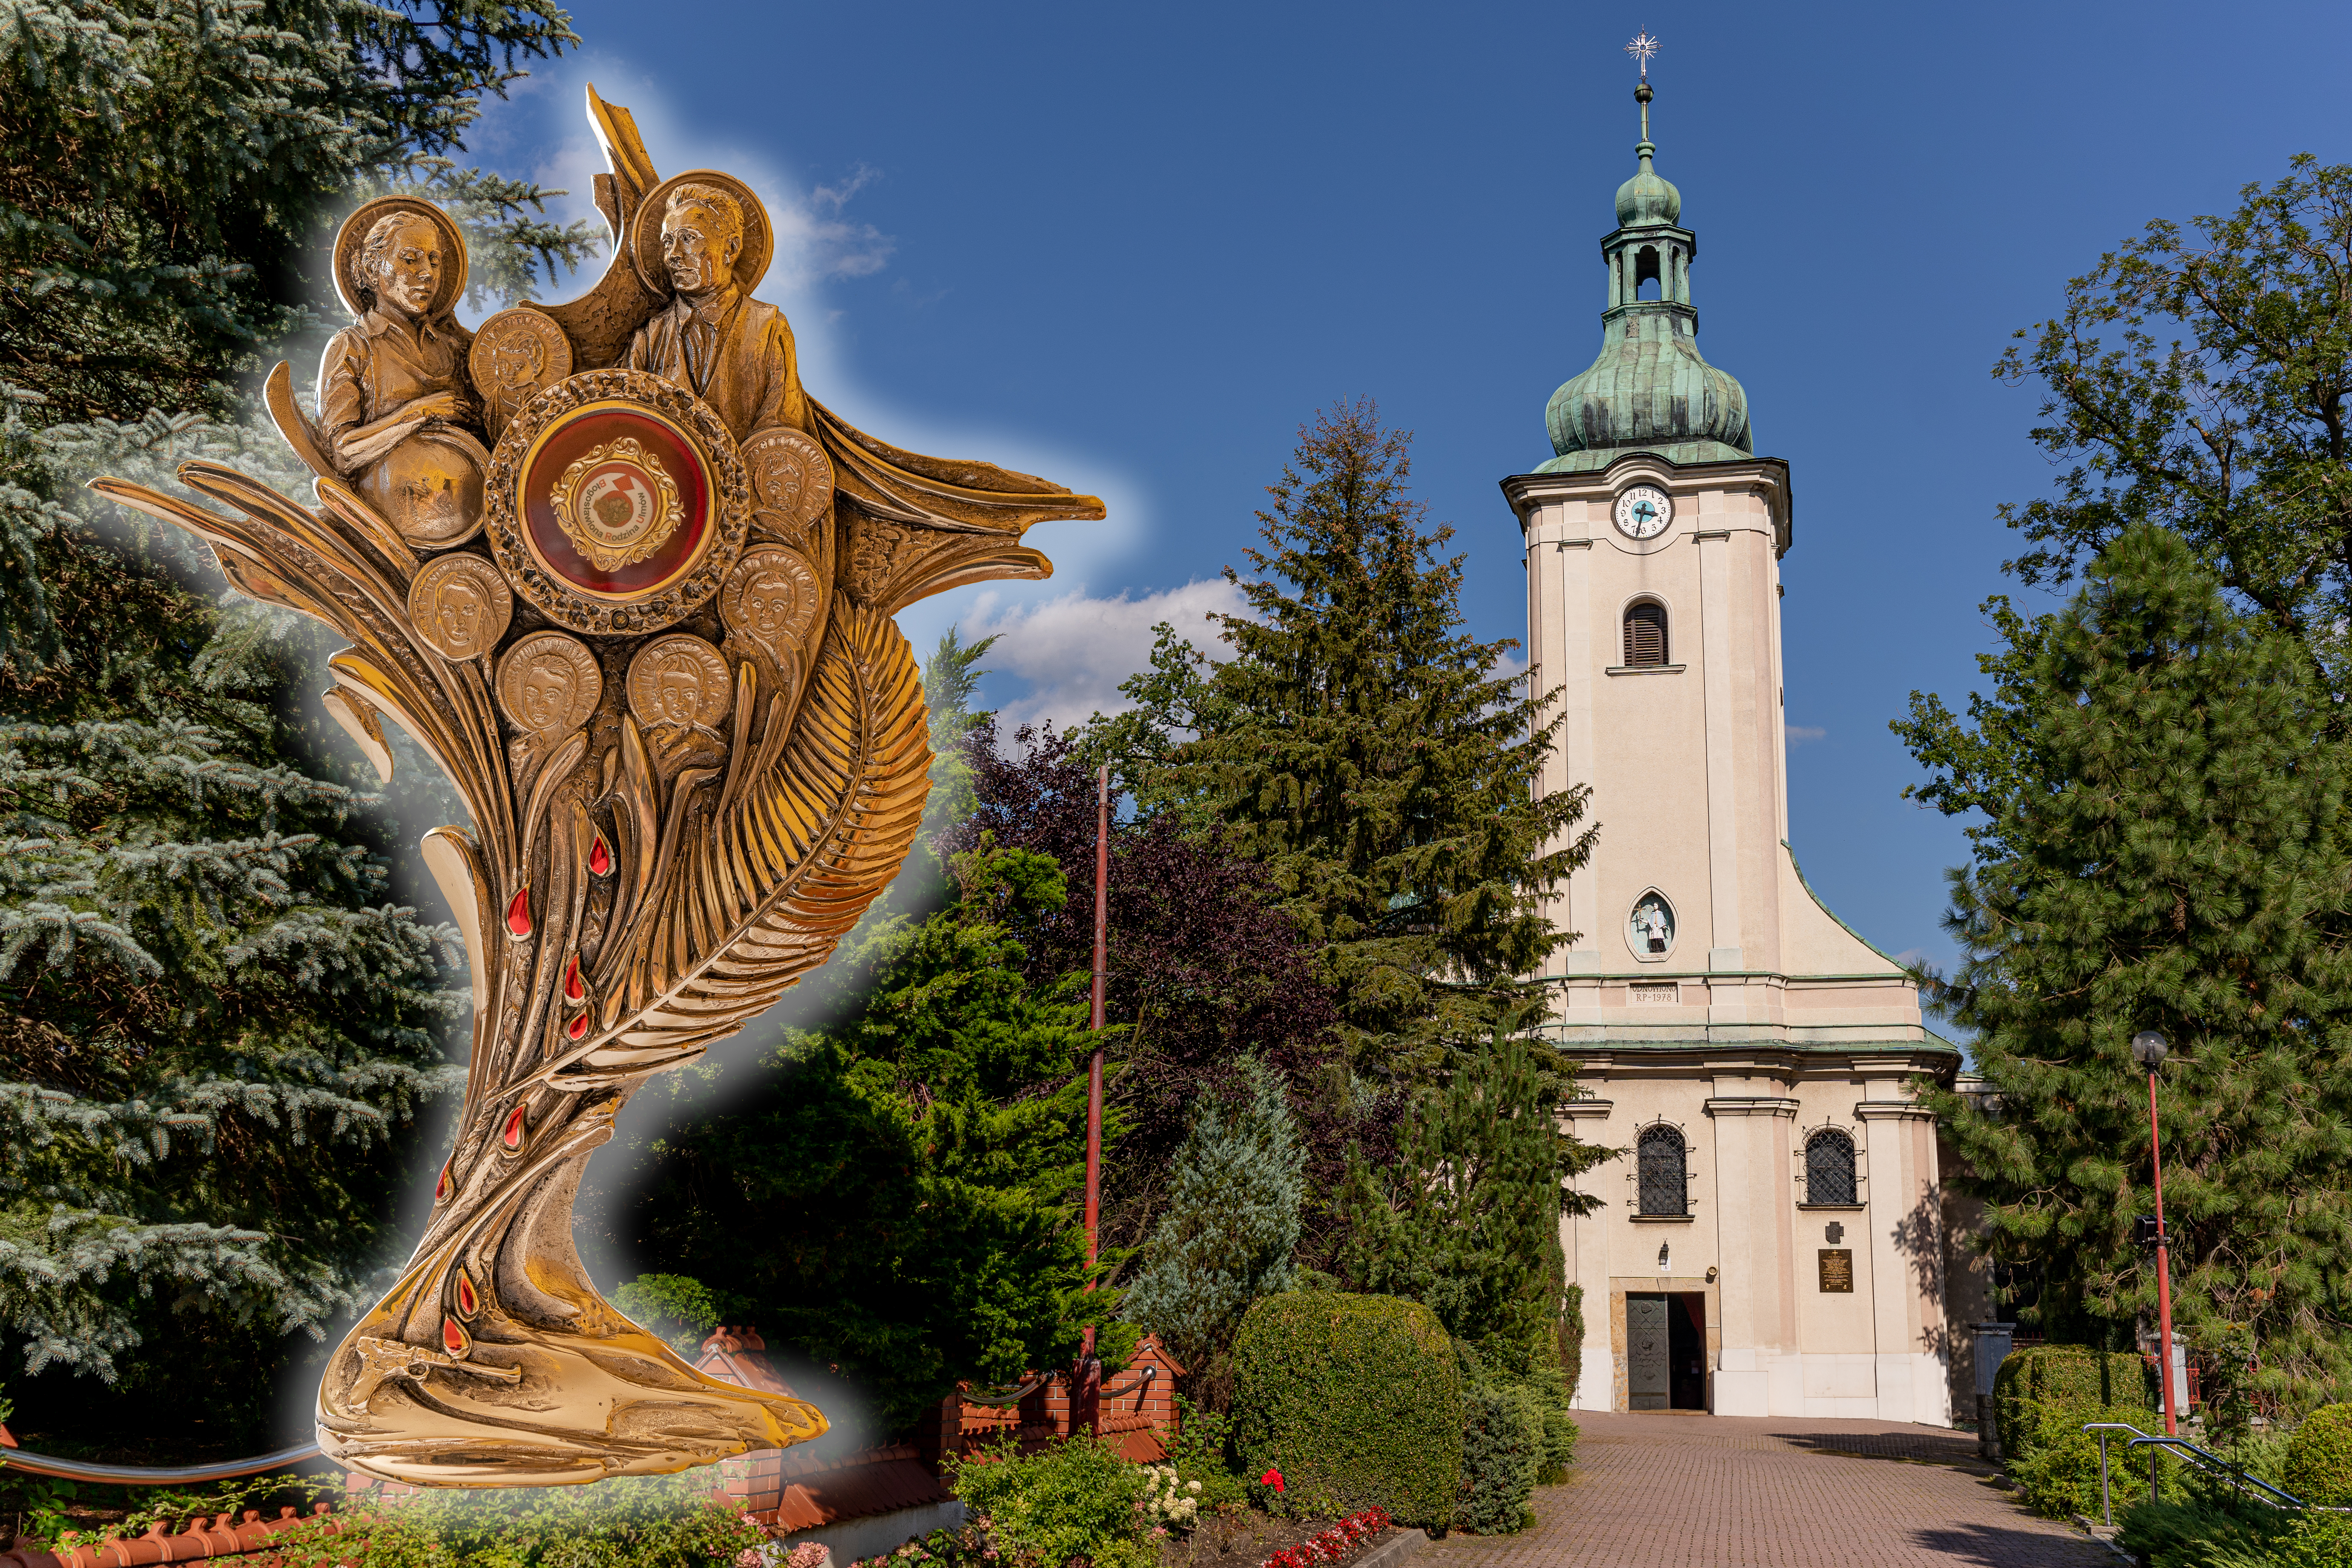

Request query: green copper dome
[
  {"left": 1537, "top": 82, "right": 1751, "bottom": 475},
  {"left": 1615, "top": 146, "right": 1680, "bottom": 227}
]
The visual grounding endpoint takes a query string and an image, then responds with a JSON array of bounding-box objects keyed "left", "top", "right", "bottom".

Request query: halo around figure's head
[
  {"left": 334, "top": 196, "right": 469, "bottom": 319},
  {"left": 633, "top": 170, "right": 772, "bottom": 296}
]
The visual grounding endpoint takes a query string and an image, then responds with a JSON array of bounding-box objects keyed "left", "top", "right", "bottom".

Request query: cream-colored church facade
[{"left": 1507, "top": 82, "right": 1964, "bottom": 1425}]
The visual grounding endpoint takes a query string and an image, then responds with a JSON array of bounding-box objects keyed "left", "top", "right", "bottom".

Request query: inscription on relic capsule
[
  {"left": 552, "top": 436, "right": 686, "bottom": 571},
  {"left": 408, "top": 553, "right": 513, "bottom": 662}
]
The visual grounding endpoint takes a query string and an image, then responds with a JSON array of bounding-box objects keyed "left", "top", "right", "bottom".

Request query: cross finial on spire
[{"left": 1626, "top": 30, "right": 1660, "bottom": 80}]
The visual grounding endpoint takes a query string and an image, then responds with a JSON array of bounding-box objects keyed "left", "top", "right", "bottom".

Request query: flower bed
[{"left": 1257, "top": 1508, "right": 1391, "bottom": 1568}]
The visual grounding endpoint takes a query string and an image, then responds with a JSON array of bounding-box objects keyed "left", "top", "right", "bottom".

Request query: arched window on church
[
  {"left": 1635, "top": 245, "right": 1662, "bottom": 301},
  {"left": 1637, "top": 1124, "right": 1687, "bottom": 1215},
  {"left": 1623, "top": 600, "right": 1669, "bottom": 667},
  {"left": 1806, "top": 1128, "right": 1858, "bottom": 1206}
]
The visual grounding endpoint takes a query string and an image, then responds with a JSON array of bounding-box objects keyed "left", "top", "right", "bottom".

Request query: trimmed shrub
[
  {"left": 949, "top": 1435, "right": 1152, "bottom": 1568},
  {"left": 2287, "top": 1404, "right": 2352, "bottom": 1507},
  {"left": 1992, "top": 1344, "right": 2154, "bottom": 1461},
  {"left": 1232, "top": 1290, "right": 1463, "bottom": 1527},
  {"left": 1456, "top": 1385, "right": 1541, "bottom": 1534},
  {"left": 2008, "top": 1401, "right": 2177, "bottom": 1521}
]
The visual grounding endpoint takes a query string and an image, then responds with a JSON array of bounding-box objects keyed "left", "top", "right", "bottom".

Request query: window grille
[
  {"left": 1623, "top": 602, "right": 1668, "bottom": 666},
  {"left": 1637, "top": 1125, "right": 1687, "bottom": 1215},
  {"left": 1806, "top": 1128, "right": 1858, "bottom": 1205}
]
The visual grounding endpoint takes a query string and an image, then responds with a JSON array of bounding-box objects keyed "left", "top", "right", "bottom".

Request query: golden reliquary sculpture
[{"left": 93, "top": 89, "right": 1103, "bottom": 1488}]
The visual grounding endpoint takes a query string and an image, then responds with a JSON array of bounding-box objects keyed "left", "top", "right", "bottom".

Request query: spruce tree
[
  {"left": 0, "top": 0, "right": 589, "bottom": 1450},
  {"left": 1900, "top": 527, "right": 2352, "bottom": 1410},
  {"left": 1121, "top": 1057, "right": 1306, "bottom": 1378},
  {"left": 1093, "top": 402, "right": 1595, "bottom": 1080}
]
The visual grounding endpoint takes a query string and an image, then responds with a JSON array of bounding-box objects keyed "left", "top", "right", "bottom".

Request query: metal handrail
[
  {"left": 956, "top": 1373, "right": 1055, "bottom": 1408},
  {"left": 1098, "top": 1365, "right": 1157, "bottom": 1406},
  {"left": 2081, "top": 1421, "right": 2310, "bottom": 1526},
  {"left": 0, "top": 1441, "right": 322, "bottom": 1485}
]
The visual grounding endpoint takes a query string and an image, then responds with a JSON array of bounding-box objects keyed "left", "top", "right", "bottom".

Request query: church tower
[{"left": 1502, "top": 66, "right": 1961, "bottom": 1424}]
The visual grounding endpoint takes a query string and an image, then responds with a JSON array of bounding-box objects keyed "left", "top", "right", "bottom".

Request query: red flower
[{"left": 1261, "top": 1468, "right": 1284, "bottom": 1493}]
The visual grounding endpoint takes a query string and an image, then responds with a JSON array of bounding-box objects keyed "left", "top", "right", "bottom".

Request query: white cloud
[
  {"left": 1785, "top": 724, "right": 1827, "bottom": 745},
  {"left": 958, "top": 579, "right": 1248, "bottom": 736}
]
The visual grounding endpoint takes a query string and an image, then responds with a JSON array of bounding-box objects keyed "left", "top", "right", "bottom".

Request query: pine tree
[
  {"left": 1335, "top": 1024, "right": 1599, "bottom": 1376},
  {"left": 0, "top": 0, "right": 589, "bottom": 1450},
  {"left": 1121, "top": 1058, "right": 1305, "bottom": 1378},
  {"left": 1095, "top": 401, "right": 1596, "bottom": 1080},
  {"left": 1899, "top": 527, "right": 2352, "bottom": 1411}
]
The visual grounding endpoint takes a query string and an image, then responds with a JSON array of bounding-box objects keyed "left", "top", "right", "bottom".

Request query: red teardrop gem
[
  {"left": 443, "top": 1315, "right": 469, "bottom": 1358},
  {"left": 434, "top": 1160, "right": 453, "bottom": 1202},
  {"left": 567, "top": 1012, "right": 589, "bottom": 1041},
  {"left": 563, "top": 954, "right": 585, "bottom": 1005},
  {"left": 506, "top": 885, "right": 532, "bottom": 939},
  {"left": 455, "top": 1271, "right": 479, "bottom": 1318},
  {"left": 588, "top": 833, "right": 612, "bottom": 877},
  {"left": 502, "top": 1104, "right": 526, "bottom": 1150}
]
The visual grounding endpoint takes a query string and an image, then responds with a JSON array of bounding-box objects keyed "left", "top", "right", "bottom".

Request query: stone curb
[
  {"left": 2070, "top": 1515, "right": 2134, "bottom": 1565},
  {"left": 1352, "top": 1528, "right": 1429, "bottom": 1568}
]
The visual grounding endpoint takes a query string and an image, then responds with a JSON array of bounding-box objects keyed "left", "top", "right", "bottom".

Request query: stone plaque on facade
[{"left": 1818, "top": 1248, "right": 1855, "bottom": 1293}]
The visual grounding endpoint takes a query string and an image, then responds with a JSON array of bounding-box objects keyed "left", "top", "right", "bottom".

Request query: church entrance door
[
  {"left": 1668, "top": 1291, "right": 1707, "bottom": 1410},
  {"left": 1627, "top": 1293, "right": 1669, "bottom": 1409}
]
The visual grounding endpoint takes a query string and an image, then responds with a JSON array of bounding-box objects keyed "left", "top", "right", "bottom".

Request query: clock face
[{"left": 1613, "top": 485, "right": 1674, "bottom": 540}]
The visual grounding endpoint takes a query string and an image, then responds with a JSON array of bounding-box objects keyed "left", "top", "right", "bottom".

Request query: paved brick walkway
[{"left": 1419, "top": 1412, "right": 2113, "bottom": 1568}]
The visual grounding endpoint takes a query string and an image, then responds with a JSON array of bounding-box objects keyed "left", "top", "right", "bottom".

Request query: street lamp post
[{"left": 2132, "top": 1028, "right": 2178, "bottom": 1438}]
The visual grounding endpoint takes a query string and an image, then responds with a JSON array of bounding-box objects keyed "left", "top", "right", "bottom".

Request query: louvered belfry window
[
  {"left": 1806, "top": 1129, "right": 1858, "bottom": 1206},
  {"left": 1623, "top": 601, "right": 1668, "bottom": 667},
  {"left": 1637, "top": 1125, "right": 1687, "bottom": 1215}
]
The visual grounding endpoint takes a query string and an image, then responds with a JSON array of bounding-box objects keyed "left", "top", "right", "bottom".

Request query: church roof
[{"left": 1539, "top": 80, "right": 1752, "bottom": 474}]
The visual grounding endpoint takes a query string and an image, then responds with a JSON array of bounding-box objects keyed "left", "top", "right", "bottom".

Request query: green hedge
[
  {"left": 1992, "top": 1344, "right": 2155, "bottom": 1462},
  {"left": 2287, "top": 1404, "right": 2352, "bottom": 1507},
  {"left": 1232, "top": 1291, "right": 1462, "bottom": 1527},
  {"left": 948, "top": 1435, "right": 1152, "bottom": 1568}
]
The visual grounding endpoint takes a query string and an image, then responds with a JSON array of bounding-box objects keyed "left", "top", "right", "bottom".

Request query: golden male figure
[{"left": 626, "top": 180, "right": 806, "bottom": 443}]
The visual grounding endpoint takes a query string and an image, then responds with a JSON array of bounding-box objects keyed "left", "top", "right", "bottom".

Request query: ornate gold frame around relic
[{"left": 90, "top": 86, "right": 1104, "bottom": 1488}]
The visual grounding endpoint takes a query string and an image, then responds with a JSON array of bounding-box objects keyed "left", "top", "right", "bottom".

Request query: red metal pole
[
  {"left": 1071, "top": 764, "right": 1109, "bottom": 1439},
  {"left": 1085, "top": 764, "right": 1108, "bottom": 1283},
  {"left": 2150, "top": 1068, "right": 2178, "bottom": 1437}
]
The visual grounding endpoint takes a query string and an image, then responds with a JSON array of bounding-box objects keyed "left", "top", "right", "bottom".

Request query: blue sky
[{"left": 462, "top": 0, "right": 2352, "bottom": 978}]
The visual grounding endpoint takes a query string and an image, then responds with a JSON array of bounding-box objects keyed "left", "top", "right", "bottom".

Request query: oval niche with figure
[{"left": 1626, "top": 889, "right": 1677, "bottom": 962}]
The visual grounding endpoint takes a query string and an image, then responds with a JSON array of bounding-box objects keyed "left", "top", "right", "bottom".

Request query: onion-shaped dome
[
  {"left": 1533, "top": 81, "right": 1752, "bottom": 475},
  {"left": 1542, "top": 313, "right": 1750, "bottom": 471},
  {"left": 1615, "top": 143, "right": 1680, "bottom": 228}
]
